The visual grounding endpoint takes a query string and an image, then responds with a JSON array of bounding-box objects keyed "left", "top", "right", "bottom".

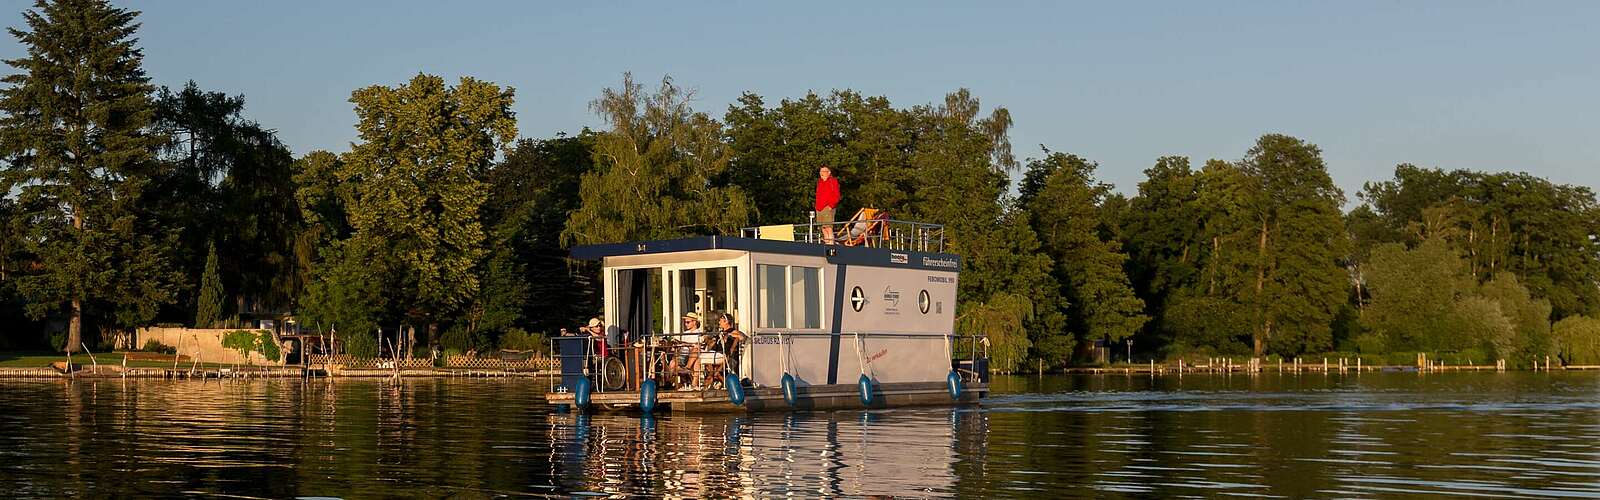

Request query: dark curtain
[{"left": 615, "top": 269, "right": 653, "bottom": 345}]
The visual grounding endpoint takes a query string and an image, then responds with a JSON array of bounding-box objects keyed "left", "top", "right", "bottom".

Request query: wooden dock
[{"left": 1059, "top": 356, "right": 1598, "bottom": 375}]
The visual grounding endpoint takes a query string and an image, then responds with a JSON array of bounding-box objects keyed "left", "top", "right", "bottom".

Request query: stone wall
[{"left": 136, "top": 327, "right": 284, "bottom": 366}]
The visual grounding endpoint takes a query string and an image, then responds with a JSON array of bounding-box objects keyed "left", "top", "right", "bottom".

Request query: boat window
[
  {"left": 758, "top": 264, "right": 787, "bottom": 328},
  {"left": 791, "top": 266, "right": 821, "bottom": 329},
  {"left": 675, "top": 266, "right": 738, "bottom": 332}
]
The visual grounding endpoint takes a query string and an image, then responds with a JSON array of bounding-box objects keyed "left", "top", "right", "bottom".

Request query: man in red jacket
[{"left": 815, "top": 166, "right": 841, "bottom": 244}]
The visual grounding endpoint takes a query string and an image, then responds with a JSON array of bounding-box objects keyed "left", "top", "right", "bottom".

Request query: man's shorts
[{"left": 817, "top": 207, "right": 836, "bottom": 224}]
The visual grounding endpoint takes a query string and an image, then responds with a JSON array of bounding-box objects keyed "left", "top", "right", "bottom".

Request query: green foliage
[
  {"left": 1361, "top": 239, "right": 1473, "bottom": 350},
  {"left": 1359, "top": 165, "right": 1600, "bottom": 318},
  {"left": 498, "top": 328, "right": 548, "bottom": 353},
  {"left": 0, "top": 0, "right": 180, "bottom": 353},
  {"left": 1020, "top": 152, "right": 1148, "bottom": 347},
  {"left": 1120, "top": 156, "right": 1206, "bottom": 341},
  {"left": 341, "top": 329, "right": 378, "bottom": 359},
  {"left": 1552, "top": 315, "right": 1600, "bottom": 365},
  {"left": 148, "top": 82, "right": 302, "bottom": 320},
  {"left": 723, "top": 91, "right": 905, "bottom": 224},
  {"left": 48, "top": 330, "right": 66, "bottom": 353},
  {"left": 440, "top": 324, "right": 474, "bottom": 352},
  {"left": 471, "top": 248, "right": 526, "bottom": 336},
  {"left": 1474, "top": 273, "right": 1552, "bottom": 364},
  {"left": 221, "top": 329, "right": 277, "bottom": 362},
  {"left": 258, "top": 334, "right": 280, "bottom": 362},
  {"left": 1448, "top": 296, "right": 1516, "bottom": 362},
  {"left": 1353, "top": 332, "right": 1387, "bottom": 355},
  {"left": 1162, "top": 294, "right": 1253, "bottom": 355},
  {"left": 1173, "top": 136, "right": 1350, "bottom": 356},
  {"left": 341, "top": 73, "right": 517, "bottom": 344},
  {"left": 141, "top": 339, "right": 176, "bottom": 355},
  {"left": 957, "top": 292, "right": 1034, "bottom": 373},
  {"left": 195, "top": 243, "right": 224, "bottom": 328},
  {"left": 563, "top": 74, "right": 752, "bottom": 245},
  {"left": 480, "top": 134, "right": 600, "bottom": 335},
  {"left": 297, "top": 240, "right": 386, "bottom": 347}
]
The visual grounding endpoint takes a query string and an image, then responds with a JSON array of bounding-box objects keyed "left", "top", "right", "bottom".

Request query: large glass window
[
  {"left": 758, "top": 264, "right": 787, "bottom": 328},
  {"left": 791, "top": 266, "right": 821, "bottom": 329},
  {"left": 758, "top": 264, "right": 823, "bottom": 330},
  {"left": 675, "top": 266, "right": 738, "bottom": 332}
]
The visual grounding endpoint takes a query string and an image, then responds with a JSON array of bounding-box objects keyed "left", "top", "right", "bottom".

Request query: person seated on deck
[
  {"left": 698, "top": 313, "right": 746, "bottom": 390},
  {"left": 841, "top": 208, "right": 889, "bottom": 247},
  {"left": 669, "top": 313, "right": 704, "bottom": 390}
]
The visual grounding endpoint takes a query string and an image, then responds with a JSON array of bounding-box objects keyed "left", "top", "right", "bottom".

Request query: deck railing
[
  {"left": 740, "top": 216, "right": 946, "bottom": 253},
  {"left": 551, "top": 331, "right": 990, "bottom": 394}
]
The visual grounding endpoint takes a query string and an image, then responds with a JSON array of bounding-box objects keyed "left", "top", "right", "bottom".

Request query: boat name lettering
[
  {"left": 922, "top": 257, "right": 958, "bottom": 269},
  {"left": 865, "top": 348, "right": 889, "bottom": 364},
  {"left": 927, "top": 276, "right": 955, "bottom": 283}
]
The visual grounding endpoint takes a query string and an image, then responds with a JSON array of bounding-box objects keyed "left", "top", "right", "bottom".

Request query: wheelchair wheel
[{"left": 602, "top": 356, "right": 628, "bottom": 391}]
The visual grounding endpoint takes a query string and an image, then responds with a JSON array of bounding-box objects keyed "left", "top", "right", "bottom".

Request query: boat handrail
[
  {"left": 746, "top": 331, "right": 978, "bottom": 339},
  {"left": 550, "top": 331, "right": 989, "bottom": 394},
  {"left": 739, "top": 218, "right": 946, "bottom": 252}
]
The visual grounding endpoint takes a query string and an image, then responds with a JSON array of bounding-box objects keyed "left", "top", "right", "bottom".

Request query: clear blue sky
[{"left": 5, "top": 1, "right": 1598, "bottom": 202}]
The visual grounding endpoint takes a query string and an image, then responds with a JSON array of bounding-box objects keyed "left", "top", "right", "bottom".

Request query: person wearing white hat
[
  {"left": 581, "top": 317, "right": 607, "bottom": 358},
  {"left": 670, "top": 312, "right": 704, "bottom": 389}
]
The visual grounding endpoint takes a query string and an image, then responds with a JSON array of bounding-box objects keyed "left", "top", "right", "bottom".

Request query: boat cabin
[{"left": 551, "top": 216, "right": 987, "bottom": 411}]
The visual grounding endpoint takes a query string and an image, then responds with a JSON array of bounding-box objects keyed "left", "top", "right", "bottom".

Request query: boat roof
[{"left": 570, "top": 236, "right": 961, "bottom": 272}]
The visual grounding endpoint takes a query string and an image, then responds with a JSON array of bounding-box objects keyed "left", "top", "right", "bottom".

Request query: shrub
[
  {"left": 1554, "top": 315, "right": 1600, "bottom": 366},
  {"left": 341, "top": 331, "right": 379, "bottom": 359},
  {"left": 49, "top": 330, "right": 67, "bottom": 353},
  {"left": 499, "top": 328, "right": 548, "bottom": 353},
  {"left": 221, "top": 330, "right": 281, "bottom": 363},
  {"left": 440, "top": 324, "right": 473, "bottom": 351},
  {"left": 259, "top": 335, "right": 280, "bottom": 362},
  {"left": 142, "top": 339, "right": 177, "bottom": 355},
  {"left": 1353, "top": 333, "right": 1387, "bottom": 355},
  {"left": 437, "top": 347, "right": 463, "bottom": 367}
]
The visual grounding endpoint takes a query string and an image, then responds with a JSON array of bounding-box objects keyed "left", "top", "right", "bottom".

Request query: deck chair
[{"left": 841, "top": 208, "right": 890, "bottom": 247}]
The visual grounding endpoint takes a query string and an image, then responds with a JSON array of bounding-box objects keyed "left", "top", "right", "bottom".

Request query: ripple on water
[{"left": 0, "top": 372, "right": 1597, "bottom": 497}]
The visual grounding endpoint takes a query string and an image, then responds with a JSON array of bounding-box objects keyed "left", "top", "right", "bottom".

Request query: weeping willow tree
[
  {"left": 958, "top": 292, "right": 1034, "bottom": 373},
  {"left": 563, "top": 73, "right": 752, "bottom": 245}
]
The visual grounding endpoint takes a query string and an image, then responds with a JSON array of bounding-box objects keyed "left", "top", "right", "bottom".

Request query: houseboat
[{"left": 546, "top": 212, "right": 990, "bottom": 412}]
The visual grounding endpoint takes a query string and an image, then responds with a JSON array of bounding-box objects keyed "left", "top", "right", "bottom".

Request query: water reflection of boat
[
  {"left": 545, "top": 217, "right": 990, "bottom": 412},
  {"left": 546, "top": 409, "right": 983, "bottom": 497}
]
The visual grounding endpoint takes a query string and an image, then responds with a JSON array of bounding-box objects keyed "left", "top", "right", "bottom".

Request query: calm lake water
[{"left": 2, "top": 372, "right": 1598, "bottom": 498}]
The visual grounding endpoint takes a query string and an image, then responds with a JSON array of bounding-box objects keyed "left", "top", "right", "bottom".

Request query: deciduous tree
[{"left": 341, "top": 73, "right": 517, "bottom": 347}]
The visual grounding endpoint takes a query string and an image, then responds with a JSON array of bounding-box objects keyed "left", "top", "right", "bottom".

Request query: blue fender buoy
[
  {"left": 639, "top": 379, "right": 658, "bottom": 414},
  {"left": 726, "top": 371, "right": 746, "bottom": 406},
  {"left": 574, "top": 377, "right": 592, "bottom": 410},
  {"left": 781, "top": 373, "right": 799, "bottom": 407},
  {"left": 857, "top": 374, "right": 875, "bottom": 406},
  {"left": 947, "top": 371, "right": 963, "bottom": 400}
]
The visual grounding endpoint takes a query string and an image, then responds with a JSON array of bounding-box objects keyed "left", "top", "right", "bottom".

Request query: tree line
[{"left": 1, "top": 0, "right": 1597, "bottom": 369}]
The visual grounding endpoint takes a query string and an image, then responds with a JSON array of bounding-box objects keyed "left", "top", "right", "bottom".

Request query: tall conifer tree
[
  {"left": 195, "top": 242, "right": 223, "bottom": 328},
  {"left": 0, "top": 0, "right": 175, "bottom": 352}
]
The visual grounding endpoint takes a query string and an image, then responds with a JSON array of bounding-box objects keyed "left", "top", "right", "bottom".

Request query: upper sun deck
[
  {"left": 568, "top": 217, "right": 959, "bottom": 272},
  {"left": 737, "top": 214, "right": 945, "bottom": 253}
]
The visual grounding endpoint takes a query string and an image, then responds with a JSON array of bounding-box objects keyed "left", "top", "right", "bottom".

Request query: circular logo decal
[{"left": 850, "top": 286, "right": 866, "bottom": 312}]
